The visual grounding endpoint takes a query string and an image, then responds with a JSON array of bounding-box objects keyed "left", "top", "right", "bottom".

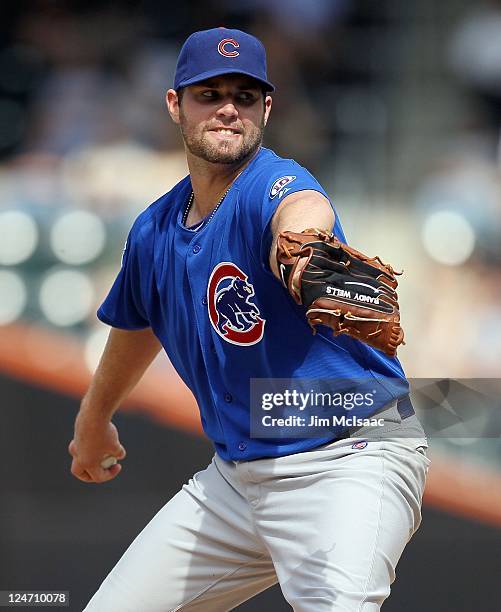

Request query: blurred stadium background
[{"left": 0, "top": 0, "right": 500, "bottom": 610}]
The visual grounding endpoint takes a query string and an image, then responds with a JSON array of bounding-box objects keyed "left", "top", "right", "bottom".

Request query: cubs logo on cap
[
  {"left": 174, "top": 27, "right": 275, "bottom": 92},
  {"left": 207, "top": 262, "right": 265, "bottom": 346},
  {"left": 218, "top": 38, "right": 240, "bottom": 57}
]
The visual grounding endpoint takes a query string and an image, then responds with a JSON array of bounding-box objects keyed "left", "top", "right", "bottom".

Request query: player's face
[{"left": 168, "top": 75, "right": 272, "bottom": 165}]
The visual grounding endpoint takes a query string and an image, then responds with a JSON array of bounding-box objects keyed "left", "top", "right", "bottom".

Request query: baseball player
[{"left": 69, "top": 27, "right": 430, "bottom": 611}]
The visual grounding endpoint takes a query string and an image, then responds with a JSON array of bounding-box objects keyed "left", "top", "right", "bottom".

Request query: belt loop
[{"left": 397, "top": 395, "right": 415, "bottom": 420}]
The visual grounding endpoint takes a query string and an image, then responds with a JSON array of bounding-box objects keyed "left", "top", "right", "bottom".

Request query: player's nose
[{"left": 216, "top": 101, "right": 238, "bottom": 119}]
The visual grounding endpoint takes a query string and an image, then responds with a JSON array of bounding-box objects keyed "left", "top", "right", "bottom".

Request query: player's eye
[
  {"left": 201, "top": 90, "right": 218, "bottom": 99},
  {"left": 236, "top": 91, "right": 257, "bottom": 103},
  {"left": 197, "top": 89, "right": 259, "bottom": 104}
]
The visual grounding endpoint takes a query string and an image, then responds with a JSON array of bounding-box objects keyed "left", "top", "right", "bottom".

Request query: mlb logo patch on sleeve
[{"left": 269, "top": 175, "right": 296, "bottom": 199}]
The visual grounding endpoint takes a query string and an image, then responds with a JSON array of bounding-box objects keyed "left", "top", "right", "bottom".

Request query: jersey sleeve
[
  {"left": 238, "top": 157, "right": 345, "bottom": 269},
  {"left": 97, "top": 214, "right": 152, "bottom": 329}
]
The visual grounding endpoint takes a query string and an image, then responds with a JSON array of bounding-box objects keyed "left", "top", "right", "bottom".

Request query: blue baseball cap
[{"left": 174, "top": 27, "right": 275, "bottom": 92}]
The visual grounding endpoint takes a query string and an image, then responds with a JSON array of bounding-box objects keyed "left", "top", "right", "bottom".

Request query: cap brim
[{"left": 176, "top": 68, "right": 275, "bottom": 92}]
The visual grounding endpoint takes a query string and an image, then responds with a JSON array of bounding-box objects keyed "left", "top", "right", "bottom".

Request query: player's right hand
[{"left": 68, "top": 412, "right": 126, "bottom": 484}]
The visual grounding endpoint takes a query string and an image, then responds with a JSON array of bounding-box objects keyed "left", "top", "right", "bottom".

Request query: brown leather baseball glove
[{"left": 276, "top": 228, "right": 405, "bottom": 356}]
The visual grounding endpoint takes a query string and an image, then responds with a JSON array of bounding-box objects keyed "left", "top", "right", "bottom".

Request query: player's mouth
[{"left": 209, "top": 127, "right": 242, "bottom": 139}]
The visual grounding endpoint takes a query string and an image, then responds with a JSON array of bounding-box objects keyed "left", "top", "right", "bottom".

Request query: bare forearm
[
  {"left": 81, "top": 327, "right": 162, "bottom": 418},
  {"left": 69, "top": 327, "right": 161, "bottom": 482},
  {"left": 269, "top": 190, "right": 334, "bottom": 279}
]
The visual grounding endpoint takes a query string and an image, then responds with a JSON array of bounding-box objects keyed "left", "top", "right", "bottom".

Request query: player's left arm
[
  {"left": 269, "top": 189, "right": 404, "bottom": 356},
  {"left": 269, "top": 189, "right": 334, "bottom": 279}
]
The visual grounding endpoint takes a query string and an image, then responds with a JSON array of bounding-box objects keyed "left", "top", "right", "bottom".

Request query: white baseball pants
[{"left": 84, "top": 429, "right": 429, "bottom": 611}]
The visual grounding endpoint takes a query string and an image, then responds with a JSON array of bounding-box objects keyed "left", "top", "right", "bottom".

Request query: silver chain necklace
[
  {"left": 182, "top": 166, "right": 246, "bottom": 230},
  {"left": 182, "top": 184, "right": 232, "bottom": 230}
]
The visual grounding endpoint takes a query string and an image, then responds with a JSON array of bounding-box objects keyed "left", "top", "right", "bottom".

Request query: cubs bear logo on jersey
[{"left": 207, "top": 262, "right": 265, "bottom": 345}]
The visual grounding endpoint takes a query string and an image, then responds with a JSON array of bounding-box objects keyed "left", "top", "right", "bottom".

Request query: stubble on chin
[{"left": 180, "top": 117, "right": 264, "bottom": 165}]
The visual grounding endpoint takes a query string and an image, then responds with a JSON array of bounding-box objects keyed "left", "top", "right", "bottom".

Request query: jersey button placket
[
  {"left": 192, "top": 244, "right": 201, "bottom": 254},
  {"left": 224, "top": 393, "right": 233, "bottom": 403}
]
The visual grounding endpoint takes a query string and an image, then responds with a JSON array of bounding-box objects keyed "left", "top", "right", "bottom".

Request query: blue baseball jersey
[{"left": 98, "top": 147, "right": 409, "bottom": 460}]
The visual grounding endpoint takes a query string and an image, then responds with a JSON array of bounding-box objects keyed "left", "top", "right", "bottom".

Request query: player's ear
[
  {"left": 263, "top": 95, "right": 272, "bottom": 126},
  {"left": 166, "top": 89, "right": 181, "bottom": 124}
]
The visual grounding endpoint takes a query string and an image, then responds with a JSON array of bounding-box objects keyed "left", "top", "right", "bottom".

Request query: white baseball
[{"left": 101, "top": 456, "right": 118, "bottom": 469}]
